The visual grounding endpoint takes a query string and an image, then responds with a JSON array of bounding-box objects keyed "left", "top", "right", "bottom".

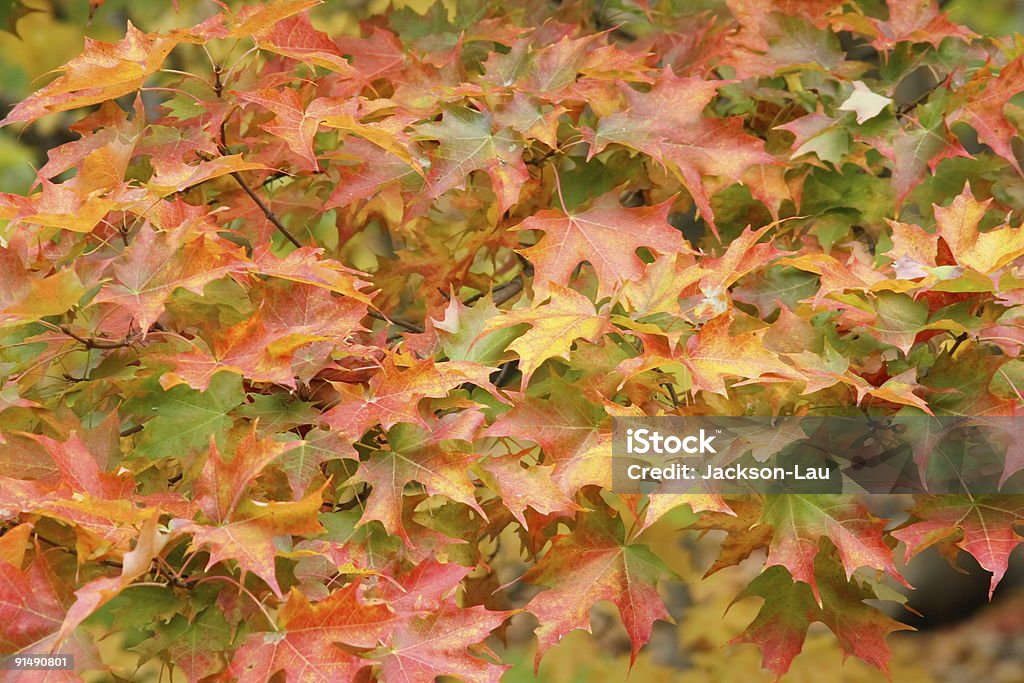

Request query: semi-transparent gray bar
[{"left": 612, "top": 416, "right": 1024, "bottom": 494}]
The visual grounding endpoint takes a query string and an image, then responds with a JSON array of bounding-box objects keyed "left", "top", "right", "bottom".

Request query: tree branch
[
  {"left": 207, "top": 63, "right": 302, "bottom": 250},
  {"left": 229, "top": 171, "right": 303, "bottom": 248},
  {"left": 493, "top": 277, "right": 524, "bottom": 305},
  {"left": 465, "top": 276, "right": 524, "bottom": 306}
]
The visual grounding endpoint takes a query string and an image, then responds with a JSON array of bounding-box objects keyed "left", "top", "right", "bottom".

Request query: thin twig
[
  {"left": 664, "top": 382, "right": 680, "bottom": 408},
  {"left": 465, "top": 277, "right": 524, "bottom": 306},
  {"left": 120, "top": 424, "right": 144, "bottom": 438},
  {"left": 205, "top": 58, "right": 301, "bottom": 249},
  {"left": 896, "top": 68, "right": 945, "bottom": 117},
  {"left": 48, "top": 323, "right": 141, "bottom": 350},
  {"left": 229, "top": 171, "right": 303, "bottom": 248},
  {"left": 367, "top": 310, "right": 424, "bottom": 334},
  {"left": 494, "top": 361, "right": 518, "bottom": 388},
  {"left": 493, "top": 277, "right": 524, "bottom": 306}
]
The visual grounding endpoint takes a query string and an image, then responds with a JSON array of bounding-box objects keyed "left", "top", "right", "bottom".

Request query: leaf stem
[{"left": 947, "top": 331, "right": 969, "bottom": 356}]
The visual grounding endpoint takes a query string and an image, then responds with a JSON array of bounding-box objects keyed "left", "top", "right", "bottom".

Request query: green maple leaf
[
  {"left": 414, "top": 106, "right": 528, "bottom": 213},
  {"left": 123, "top": 373, "right": 245, "bottom": 460}
]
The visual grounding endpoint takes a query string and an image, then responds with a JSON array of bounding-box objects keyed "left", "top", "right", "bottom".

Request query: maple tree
[{"left": 0, "top": 0, "right": 1023, "bottom": 680}]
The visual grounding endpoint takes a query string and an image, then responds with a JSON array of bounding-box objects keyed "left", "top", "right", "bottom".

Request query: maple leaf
[
  {"left": 0, "top": 178, "right": 144, "bottom": 233},
  {"left": 0, "top": 268, "right": 85, "bottom": 327},
  {"left": 202, "top": 0, "right": 322, "bottom": 39},
  {"left": 251, "top": 245, "right": 374, "bottom": 304},
  {"left": 586, "top": 69, "right": 777, "bottom": 231},
  {"left": 483, "top": 376, "right": 607, "bottom": 497},
  {"left": 725, "top": 4, "right": 845, "bottom": 79},
  {"left": 0, "top": 0, "right": 40, "bottom": 37},
  {"left": 334, "top": 27, "right": 406, "bottom": 83},
  {"left": 123, "top": 373, "right": 245, "bottom": 461},
  {"left": 237, "top": 90, "right": 410, "bottom": 175},
  {"left": 732, "top": 555, "right": 911, "bottom": 679},
  {"left": 885, "top": 218, "right": 939, "bottom": 277},
  {"left": 176, "top": 486, "right": 326, "bottom": 598},
  {"left": 0, "top": 552, "right": 65, "bottom": 653},
  {"left": 146, "top": 153, "right": 267, "bottom": 196},
  {"left": 521, "top": 508, "right": 674, "bottom": 664},
  {"left": 493, "top": 93, "right": 565, "bottom": 149},
  {"left": 869, "top": 0, "right": 976, "bottom": 50},
  {"left": 161, "top": 314, "right": 296, "bottom": 393},
  {"left": 236, "top": 88, "right": 331, "bottom": 173},
  {"left": 689, "top": 496, "right": 773, "bottom": 576},
  {"left": 630, "top": 490, "right": 733, "bottom": 537},
  {"left": 893, "top": 494, "right": 1024, "bottom": 598},
  {"left": 428, "top": 289, "right": 523, "bottom": 365},
  {"left": 683, "top": 313, "right": 805, "bottom": 395},
  {"left": 693, "top": 224, "right": 785, "bottom": 316},
  {"left": 37, "top": 98, "right": 145, "bottom": 185},
  {"left": 414, "top": 106, "right": 528, "bottom": 213},
  {"left": 0, "top": 432, "right": 149, "bottom": 561},
  {"left": 0, "top": 523, "right": 32, "bottom": 568},
  {"left": 475, "top": 452, "right": 580, "bottom": 529},
  {"left": 193, "top": 426, "right": 297, "bottom": 524},
  {"left": 838, "top": 81, "right": 892, "bottom": 124},
  {"left": 620, "top": 253, "right": 706, "bottom": 318},
  {"left": 95, "top": 224, "right": 250, "bottom": 332},
  {"left": 325, "top": 138, "right": 422, "bottom": 212},
  {"left": 869, "top": 121, "right": 971, "bottom": 206},
  {"left": 344, "top": 412, "right": 487, "bottom": 543},
  {"left": 358, "top": 559, "right": 512, "bottom": 682},
  {"left": 24, "top": 431, "right": 134, "bottom": 500},
  {"left": 318, "top": 99, "right": 421, "bottom": 167},
  {"left": 759, "top": 494, "right": 907, "bottom": 604},
  {"left": 321, "top": 355, "right": 499, "bottom": 441},
  {"left": 933, "top": 182, "right": 1024, "bottom": 274},
  {"left": 782, "top": 253, "right": 892, "bottom": 312},
  {"left": 0, "top": 23, "right": 179, "bottom": 126},
  {"left": 161, "top": 281, "right": 367, "bottom": 391},
  {"left": 371, "top": 557, "right": 471, "bottom": 613},
  {"left": 481, "top": 284, "right": 610, "bottom": 387},
  {"left": 513, "top": 191, "right": 685, "bottom": 300},
  {"left": 868, "top": 368, "right": 933, "bottom": 414},
  {"left": 952, "top": 57, "right": 1024, "bottom": 174},
  {"left": 776, "top": 108, "right": 848, "bottom": 166},
  {"left": 372, "top": 602, "right": 511, "bottom": 683},
  {"left": 228, "top": 582, "right": 393, "bottom": 682},
  {"left": 253, "top": 13, "right": 356, "bottom": 75},
  {"left": 273, "top": 429, "right": 355, "bottom": 500}
]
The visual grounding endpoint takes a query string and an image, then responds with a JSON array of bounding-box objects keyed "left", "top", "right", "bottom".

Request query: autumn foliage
[{"left": 1, "top": 0, "right": 1024, "bottom": 680}]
